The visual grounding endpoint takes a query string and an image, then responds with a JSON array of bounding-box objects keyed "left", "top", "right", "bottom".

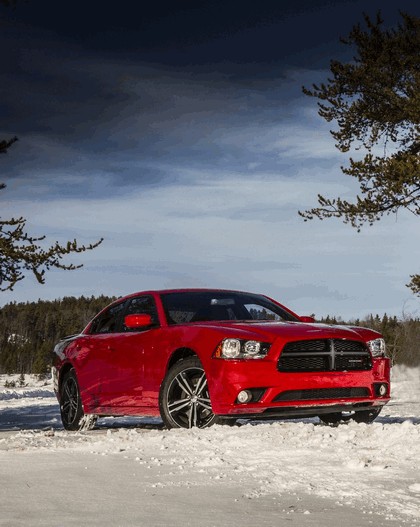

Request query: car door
[
  {"left": 96, "top": 295, "right": 160, "bottom": 410},
  {"left": 80, "top": 300, "right": 127, "bottom": 409}
]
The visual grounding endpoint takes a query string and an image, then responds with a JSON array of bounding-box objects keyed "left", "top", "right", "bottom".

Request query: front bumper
[{"left": 207, "top": 356, "right": 391, "bottom": 417}]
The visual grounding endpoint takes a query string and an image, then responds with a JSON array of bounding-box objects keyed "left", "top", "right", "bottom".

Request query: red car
[{"left": 52, "top": 289, "right": 391, "bottom": 430}]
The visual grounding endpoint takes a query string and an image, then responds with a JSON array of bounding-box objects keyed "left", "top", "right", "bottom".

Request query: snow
[{"left": 0, "top": 367, "right": 419, "bottom": 526}]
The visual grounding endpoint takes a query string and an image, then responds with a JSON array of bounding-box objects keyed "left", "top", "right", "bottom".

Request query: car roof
[
  {"left": 127, "top": 288, "right": 258, "bottom": 296},
  {"left": 85, "top": 288, "right": 300, "bottom": 328}
]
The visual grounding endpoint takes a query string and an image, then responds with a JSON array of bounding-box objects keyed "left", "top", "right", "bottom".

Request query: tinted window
[
  {"left": 161, "top": 291, "right": 298, "bottom": 325},
  {"left": 90, "top": 302, "right": 126, "bottom": 334},
  {"left": 244, "top": 303, "right": 282, "bottom": 321}
]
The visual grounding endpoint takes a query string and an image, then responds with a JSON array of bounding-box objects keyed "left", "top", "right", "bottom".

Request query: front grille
[
  {"left": 273, "top": 387, "right": 370, "bottom": 402},
  {"left": 278, "top": 339, "right": 371, "bottom": 372}
]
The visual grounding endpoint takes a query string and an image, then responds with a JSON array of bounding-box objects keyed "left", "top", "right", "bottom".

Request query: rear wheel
[
  {"left": 60, "top": 369, "right": 96, "bottom": 431},
  {"left": 159, "top": 357, "right": 217, "bottom": 429}
]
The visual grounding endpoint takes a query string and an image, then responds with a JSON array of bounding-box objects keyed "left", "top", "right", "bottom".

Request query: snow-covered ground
[{"left": 0, "top": 367, "right": 419, "bottom": 527}]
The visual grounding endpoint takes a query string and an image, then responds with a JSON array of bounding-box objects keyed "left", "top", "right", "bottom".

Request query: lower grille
[
  {"left": 278, "top": 339, "right": 371, "bottom": 372},
  {"left": 273, "top": 387, "right": 370, "bottom": 402}
]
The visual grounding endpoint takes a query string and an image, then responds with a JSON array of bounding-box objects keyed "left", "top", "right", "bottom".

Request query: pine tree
[{"left": 301, "top": 13, "right": 420, "bottom": 295}]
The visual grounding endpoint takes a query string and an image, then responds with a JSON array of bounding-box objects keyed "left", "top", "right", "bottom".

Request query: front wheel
[{"left": 159, "top": 357, "right": 217, "bottom": 429}]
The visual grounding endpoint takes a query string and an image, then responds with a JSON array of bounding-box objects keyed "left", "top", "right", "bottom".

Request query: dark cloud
[
  {"left": 1, "top": 0, "right": 419, "bottom": 200},
  {"left": 3, "top": 0, "right": 419, "bottom": 66},
  {"left": 1, "top": 1, "right": 346, "bottom": 62},
  {"left": 1, "top": 46, "right": 318, "bottom": 197}
]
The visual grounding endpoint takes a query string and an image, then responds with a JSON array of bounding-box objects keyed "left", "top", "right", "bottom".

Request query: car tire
[
  {"left": 159, "top": 357, "right": 219, "bottom": 429},
  {"left": 319, "top": 407, "right": 382, "bottom": 426},
  {"left": 318, "top": 412, "right": 352, "bottom": 425},
  {"left": 60, "top": 369, "right": 96, "bottom": 431},
  {"left": 351, "top": 407, "right": 382, "bottom": 424}
]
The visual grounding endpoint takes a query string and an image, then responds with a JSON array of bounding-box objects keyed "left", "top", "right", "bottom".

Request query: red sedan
[{"left": 52, "top": 289, "right": 391, "bottom": 430}]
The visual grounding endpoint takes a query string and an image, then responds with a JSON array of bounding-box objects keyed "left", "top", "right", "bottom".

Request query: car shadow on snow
[
  {"left": 0, "top": 403, "right": 166, "bottom": 432},
  {"left": 377, "top": 415, "right": 420, "bottom": 425},
  {"left": 0, "top": 403, "right": 62, "bottom": 431},
  {"left": 97, "top": 416, "right": 165, "bottom": 430},
  {"left": 95, "top": 414, "right": 420, "bottom": 430},
  {"left": 1, "top": 403, "right": 419, "bottom": 432}
]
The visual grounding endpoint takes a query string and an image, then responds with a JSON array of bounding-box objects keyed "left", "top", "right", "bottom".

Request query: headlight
[
  {"left": 214, "top": 339, "right": 271, "bottom": 360},
  {"left": 367, "top": 338, "right": 386, "bottom": 357}
]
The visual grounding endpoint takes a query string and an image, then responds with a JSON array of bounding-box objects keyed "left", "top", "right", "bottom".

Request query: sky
[{"left": 1, "top": 0, "right": 419, "bottom": 319}]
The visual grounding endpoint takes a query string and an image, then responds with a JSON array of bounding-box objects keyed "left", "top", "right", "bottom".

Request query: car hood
[{"left": 190, "top": 320, "right": 380, "bottom": 343}]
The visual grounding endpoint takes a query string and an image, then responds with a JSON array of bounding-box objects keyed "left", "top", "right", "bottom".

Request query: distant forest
[
  {"left": 0, "top": 296, "right": 418, "bottom": 374},
  {"left": 0, "top": 296, "right": 115, "bottom": 374}
]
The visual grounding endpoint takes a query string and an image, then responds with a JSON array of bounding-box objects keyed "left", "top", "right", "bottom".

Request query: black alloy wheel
[
  {"left": 159, "top": 357, "right": 217, "bottom": 429},
  {"left": 60, "top": 369, "right": 96, "bottom": 431}
]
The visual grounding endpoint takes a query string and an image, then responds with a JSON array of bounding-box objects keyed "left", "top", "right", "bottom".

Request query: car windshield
[{"left": 160, "top": 291, "right": 299, "bottom": 325}]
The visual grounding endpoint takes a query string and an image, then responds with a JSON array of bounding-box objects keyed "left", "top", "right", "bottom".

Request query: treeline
[
  {"left": 0, "top": 295, "right": 115, "bottom": 374},
  {"left": 0, "top": 296, "right": 418, "bottom": 374}
]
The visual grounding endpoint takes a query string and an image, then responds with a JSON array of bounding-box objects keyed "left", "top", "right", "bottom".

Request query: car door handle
[{"left": 107, "top": 345, "right": 116, "bottom": 352}]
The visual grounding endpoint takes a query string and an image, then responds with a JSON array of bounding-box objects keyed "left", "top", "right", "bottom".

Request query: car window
[
  {"left": 161, "top": 292, "right": 298, "bottom": 324},
  {"left": 90, "top": 302, "right": 126, "bottom": 334},
  {"left": 244, "top": 303, "right": 282, "bottom": 321},
  {"left": 124, "top": 296, "right": 159, "bottom": 330}
]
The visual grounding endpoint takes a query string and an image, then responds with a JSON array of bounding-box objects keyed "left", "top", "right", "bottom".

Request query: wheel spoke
[
  {"left": 175, "top": 372, "right": 194, "bottom": 395},
  {"left": 64, "top": 384, "right": 72, "bottom": 399},
  {"left": 65, "top": 401, "right": 73, "bottom": 421},
  {"left": 197, "top": 398, "right": 212, "bottom": 411},
  {"left": 195, "top": 373, "right": 207, "bottom": 397},
  {"left": 192, "top": 403, "right": 198, "bottom": 427},
  {"left": 188, "top": 404, "right": 194, "bottom": 428},
  {"left": 168, "top": 398, "right": 192, "bottom": 414}
]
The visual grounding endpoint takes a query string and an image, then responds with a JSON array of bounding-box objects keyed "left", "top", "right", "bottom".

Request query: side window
[
  {"left": 90, "top": 302, "right": 126, "bottom": 334},
  {"left": 124, "top": 296, "right": 158, "bottom": 331}
]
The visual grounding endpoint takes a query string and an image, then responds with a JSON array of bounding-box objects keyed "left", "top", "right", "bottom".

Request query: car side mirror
[
  {"left": 300, "top": 316, "right": 316, "bottom": 323},
  {"left": 124, "top": 314, "right": 153, "bottom": 329}
]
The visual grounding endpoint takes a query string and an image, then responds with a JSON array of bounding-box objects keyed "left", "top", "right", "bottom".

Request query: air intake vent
[
  {"left": 278, "top": 339, "right": 371, "bottom": 373},
  {"left": 273, "top": 387, "right": 370, "bottom": 402}
]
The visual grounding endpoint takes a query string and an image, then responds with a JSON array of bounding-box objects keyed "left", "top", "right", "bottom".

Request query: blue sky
[{"left": 1, "top": 0, "right": 419, "bottom": 319}]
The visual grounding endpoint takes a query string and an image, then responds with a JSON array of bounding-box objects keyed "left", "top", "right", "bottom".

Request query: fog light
[
  {"left": 374, "top": 383, "right": 388, "bottom": 397},
  {"left": 379, "top": 384, "right": 387, "bottom": 396},
  {"left": 237, "top": 390, "right": 252, "bottom": 404}
]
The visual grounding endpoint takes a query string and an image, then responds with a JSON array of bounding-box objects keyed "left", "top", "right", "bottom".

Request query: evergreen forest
[
  {"left": 0, "top": 296, "right": 418, "bottom": 374},
  {"left": 0, "top": 296, "right": 115, "bottom": 374}
]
